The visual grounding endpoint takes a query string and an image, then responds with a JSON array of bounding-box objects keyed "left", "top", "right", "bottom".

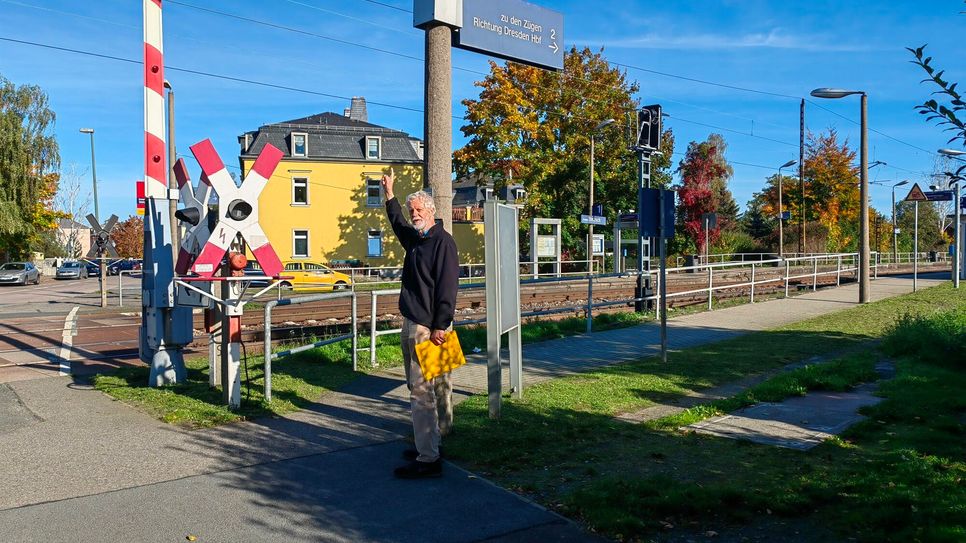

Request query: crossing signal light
[
  {"left": 175, "top": 207, "right": 201, "bottom": 226},
  {"left": 637, "top": 104, "right": 662, "bottom": 151}
]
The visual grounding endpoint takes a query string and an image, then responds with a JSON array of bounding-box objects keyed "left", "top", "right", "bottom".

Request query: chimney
[{"left": 348, "top": 96, "right": 368, "bottom": 123}]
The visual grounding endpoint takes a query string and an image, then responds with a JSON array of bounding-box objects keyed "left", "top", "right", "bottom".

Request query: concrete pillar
[{"left": 424, "top": 23, "right": 453, "bottom": 233}]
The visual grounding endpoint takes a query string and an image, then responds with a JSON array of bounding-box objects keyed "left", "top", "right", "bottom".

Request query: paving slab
[{"left": 687, "top": 382, "right": 882, "bottom": 450}]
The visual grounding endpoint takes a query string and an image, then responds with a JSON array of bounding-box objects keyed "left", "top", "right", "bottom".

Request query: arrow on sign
[{"left": 549, "top": 41, "right": 558, "bottom": 53}]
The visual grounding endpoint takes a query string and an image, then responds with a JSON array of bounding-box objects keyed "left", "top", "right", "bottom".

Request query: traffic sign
[
  {"left": 136, "top": 180, "right": 145, "bottom": 216},
  {"left": 455, "top": 0, "right": 564, "bottom": 71},
  {"left": 904, "top": 183, "right": 928, "bottom": 202},
  {"left": 580, "top": 214, "right": 607, "bottom": 226}
]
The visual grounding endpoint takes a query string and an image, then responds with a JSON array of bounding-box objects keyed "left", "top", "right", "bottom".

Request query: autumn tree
[
  {"left": 676, "top": 134, "right": 733, "bottom": 254},
  {"left": 112, "top": 216, "right": 143, "bottom": 258},
  {"left": 0, "top": 74, "right": 61, "bottom": 260},
  {"left": 454, "top": 46, "right": 674, "bottom": 253}
]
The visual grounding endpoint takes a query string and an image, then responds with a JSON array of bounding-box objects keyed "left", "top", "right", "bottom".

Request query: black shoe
[
  {"left": 394, "top": 459, "right": 442, "bottom": 479},
  {"left": 402, "top": 446, "right": 444, "bottom": 461}
]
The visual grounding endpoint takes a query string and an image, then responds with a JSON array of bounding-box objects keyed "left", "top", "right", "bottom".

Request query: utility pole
[{"left": 424, "top": 23, "right": 453, "bottom": 233}]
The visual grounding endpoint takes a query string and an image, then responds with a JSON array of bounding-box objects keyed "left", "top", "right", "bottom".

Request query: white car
[{"left": 0, "top": 262, "right": 41, "bottom": 285}]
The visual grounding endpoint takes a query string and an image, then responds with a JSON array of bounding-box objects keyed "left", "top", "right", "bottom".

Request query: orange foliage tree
[{"left": 111, "top": 215, "right": 143, "bottom": 258}]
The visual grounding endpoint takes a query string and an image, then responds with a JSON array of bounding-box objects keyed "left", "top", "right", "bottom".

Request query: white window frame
[
  {"left": 291, "top": 132, "right": 308, "bottom": 157},
  {"left": 292, "top": 229, "right": 309, "bottom": 258},
  {"left": 367, "top": 229, "right": 383, "bottom": 258},
  {"left": 291, "top": 176, "right": 309, "bottom": 205},
  {"left": 366, "top": 136, "right": 381, "bottom": 160},
  {"left": 366, "top": 177, "right": 383, "bottom": 208}
]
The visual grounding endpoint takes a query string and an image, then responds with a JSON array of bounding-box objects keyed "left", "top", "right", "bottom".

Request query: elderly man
[{"left": 382, "top": 168, "right": 459, "bottom": 479}]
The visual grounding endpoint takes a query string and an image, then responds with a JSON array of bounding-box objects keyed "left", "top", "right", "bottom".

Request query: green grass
[
  {"left": 445, "top": 283, "right": 966, "bottom": 542},
  {"left": 93, "top": 337, "right": 360, "bottom": 428}
]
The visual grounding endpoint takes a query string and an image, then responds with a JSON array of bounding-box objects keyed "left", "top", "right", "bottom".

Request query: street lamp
[
  {"left": 939, "top": 147, "right": 964, "bottom": 288},
  {"left": 891, "top": 180, "right": 909, "bottom": 265},
  {"left": 79, "top": 128, "right": 99, "bottom": 222},
  {"left": 776, "top": 159, "right": 796, "bottom": 257},
  {"left": 811, "top": 88, "right": 870, "bottom": 303},
  {"left": 588, "top": 118, "right": 615, "bottom": 271}
]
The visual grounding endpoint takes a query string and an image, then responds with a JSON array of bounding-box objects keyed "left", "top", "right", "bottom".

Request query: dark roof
[{"left": 241, "top": 112, "right": 422, "bottom": 164}]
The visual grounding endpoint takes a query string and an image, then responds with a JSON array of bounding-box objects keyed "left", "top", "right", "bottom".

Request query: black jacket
[{"left": 386, "top": 197, "right": 459, "bottom": 330}]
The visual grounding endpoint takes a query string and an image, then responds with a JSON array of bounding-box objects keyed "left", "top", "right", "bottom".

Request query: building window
[
  {"left": 366, "top": 136, "right": 381, "bottom": 160},
  {"left": 293, "top": 230, "right": 309, "bottom": 258},
  {"left": 292, "top": 133, "right": 307, "bottom": 157},
  {"left": 366, "top": 178, "right": 383, "bottom": 207},
  {"left": 367, "top": 230, "right": 383, "bottom": 258},
  {"left": 292, "top": 177, "right": 308, "bottom": 205}
]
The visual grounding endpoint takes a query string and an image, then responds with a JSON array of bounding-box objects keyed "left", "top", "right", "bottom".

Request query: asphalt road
[{"left": 0, "top": 274, "right": 142, "bottom": 317}]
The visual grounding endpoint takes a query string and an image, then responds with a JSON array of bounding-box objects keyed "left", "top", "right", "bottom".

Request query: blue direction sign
[
  {"left": 924, "top": 190, "right": 954, "bottom": 202},
  {"left": 580, "top": 214, "right": 607, "bottom": 226},
  {"left": 456, "top": 0, "right": 564, "bottom": 71}
]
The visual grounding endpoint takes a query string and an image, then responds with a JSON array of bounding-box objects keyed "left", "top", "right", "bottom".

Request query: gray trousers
[{"left": 401, "top": 318, "right": 453, "bottom": 462}]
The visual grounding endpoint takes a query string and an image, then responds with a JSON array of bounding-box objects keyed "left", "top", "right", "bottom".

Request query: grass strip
[{"left": 445, "top": 283, "right": 966, "bottom": 542}]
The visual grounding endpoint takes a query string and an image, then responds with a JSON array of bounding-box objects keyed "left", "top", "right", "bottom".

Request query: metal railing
[
  {"left": 117, "top": 269, "right": 141, "bottom": 306},
  {"left": 263, "top": 291, "right": 357, "bottom": 402}
]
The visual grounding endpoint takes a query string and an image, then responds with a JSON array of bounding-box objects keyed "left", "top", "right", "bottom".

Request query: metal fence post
[
  {"left": 264, "top": 300, "right": 276, "bottom": 403},
  {"left": 836, "top": 255, "right": 841, "bottom": 286},
  {"left": 750, "top": 263, "right": 756, "bottom": 303},
  {"left": 813, "top": 257, "right": 818, "bottom": 291},
  {"left": 785, "top": 260, "right": 790, "bottom": 297},
  {"left": 370, "top": 291, "right": 378, "bottom": 368},
  {"left": 351, "top": 292, "right": 358, "bottom": 372},
  {"left": 708, "top": 266, "right": 714, "bottom": 310},
  {"left": 586, "top": 273, "right": 593, "bottom": 333},
  {"left": 118, "top": 271, "right": 123, "bottom": 307}
]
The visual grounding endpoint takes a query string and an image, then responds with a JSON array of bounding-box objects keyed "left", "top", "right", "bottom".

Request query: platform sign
[
  {"left": 639, "top": 188, "right": 675, "bottom": 239},
  {"left": 904, "top": 183, "right": 928, "bottom": 202},
  {"left": 455, "top": 0, "right": 564, "bottom": 71},
  {"left": 580, "top": 214, "right": 607, "bottom": 226},
  {"left": 923, "top": 190, "right": 953, "bottom": 202},
  {"left": 136, "top": 180, "right": 145, "bottom": 215}
]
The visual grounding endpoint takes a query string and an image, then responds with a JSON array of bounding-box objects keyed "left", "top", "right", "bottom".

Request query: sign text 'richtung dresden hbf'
[{"left": 456, "top": 0, "right": 564, "bottom": 71}]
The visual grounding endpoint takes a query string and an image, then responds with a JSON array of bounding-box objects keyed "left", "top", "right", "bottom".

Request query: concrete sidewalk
[{"left": 0, "top": 275, "right": 942, "bottom": 542}]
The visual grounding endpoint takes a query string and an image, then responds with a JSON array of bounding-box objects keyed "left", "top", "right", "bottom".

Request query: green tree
[
  {"left": 896, "top": 201, "right": 946, "bottom": 252},
  {"left": 0, "top": 74, "right": 61, "bottom": 260},
  {"left": 741, "top": 191, "right": 776, "bottom": 243},
  {"left": 454, "top": 47, "right": 673, "bottom": 253}
]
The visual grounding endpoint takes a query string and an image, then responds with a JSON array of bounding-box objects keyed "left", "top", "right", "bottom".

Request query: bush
[{"left": 882, "top": 309, "right": 966, "bottom": 368}]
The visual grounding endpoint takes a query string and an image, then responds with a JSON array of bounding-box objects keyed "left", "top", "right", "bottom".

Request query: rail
[
  {"left": 263, "top": 291, "right": 357, "bottom": 402},
  {"left": 116, "top": 269, "right": 142, "bottom": 306}
]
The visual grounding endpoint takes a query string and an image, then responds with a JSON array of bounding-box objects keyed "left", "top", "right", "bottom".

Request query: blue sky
[{"left": 1, "top": 0, "right": 964, "bottom": 221}]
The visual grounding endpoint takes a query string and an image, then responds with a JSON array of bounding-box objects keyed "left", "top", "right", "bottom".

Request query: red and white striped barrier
[{"left": 143, "top": 0, "right": 166, "bottom": 199}]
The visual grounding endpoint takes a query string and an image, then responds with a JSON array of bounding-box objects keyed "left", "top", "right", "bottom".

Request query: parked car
[
  {"left": 55, "top": 261, "right": 88, "bottom": 280},
  {"left": 0, "top": 262, "right": 41, "bottom": 285},
  {"left": 108, "top": 259, "right": 142, "bottom": 276},
  {"left": 280, "top": 261, "right": 352, "bottom": 291},
  {"left": 85, "top": 260, "right": 101, "bottom": 276}
]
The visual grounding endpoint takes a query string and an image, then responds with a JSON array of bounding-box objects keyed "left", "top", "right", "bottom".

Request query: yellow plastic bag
[{"left": 415, "top": 330, "right": 467, "bottom": 381}]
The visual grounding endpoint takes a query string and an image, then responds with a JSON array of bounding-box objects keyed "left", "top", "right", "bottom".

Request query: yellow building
[{"left": 238, "top": 98, "right": 483, "bottom": 268}]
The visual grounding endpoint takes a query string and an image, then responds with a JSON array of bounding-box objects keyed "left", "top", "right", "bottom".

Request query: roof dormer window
[
  {"left": 292, "top": 132, "right": 308, "bottom": 157},
  {"left": 366, "top": 136, "right": 381, "bottom": 160}
]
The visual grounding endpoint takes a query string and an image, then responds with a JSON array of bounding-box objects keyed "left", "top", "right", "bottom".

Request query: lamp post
[
  {"left": 811, "top": 88, "right": 870, "bottom": 303},
  {"left": 891, "top": 180, "right": 909, "bottom": 265},
  {"left": 777, "top": 159, "right": 796, "bottom": 257},
  {"left": 939, "top": 148, "right": 965, "bottom": 288},
  {"left": 79, "top": 128, "right": 99, "bottom": 222},
  {"left": 588, "top": 118, "right": 615, "bottom": 272},
  {"left": 80, "top": 127, "right": 106, "bottom": 307}
]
